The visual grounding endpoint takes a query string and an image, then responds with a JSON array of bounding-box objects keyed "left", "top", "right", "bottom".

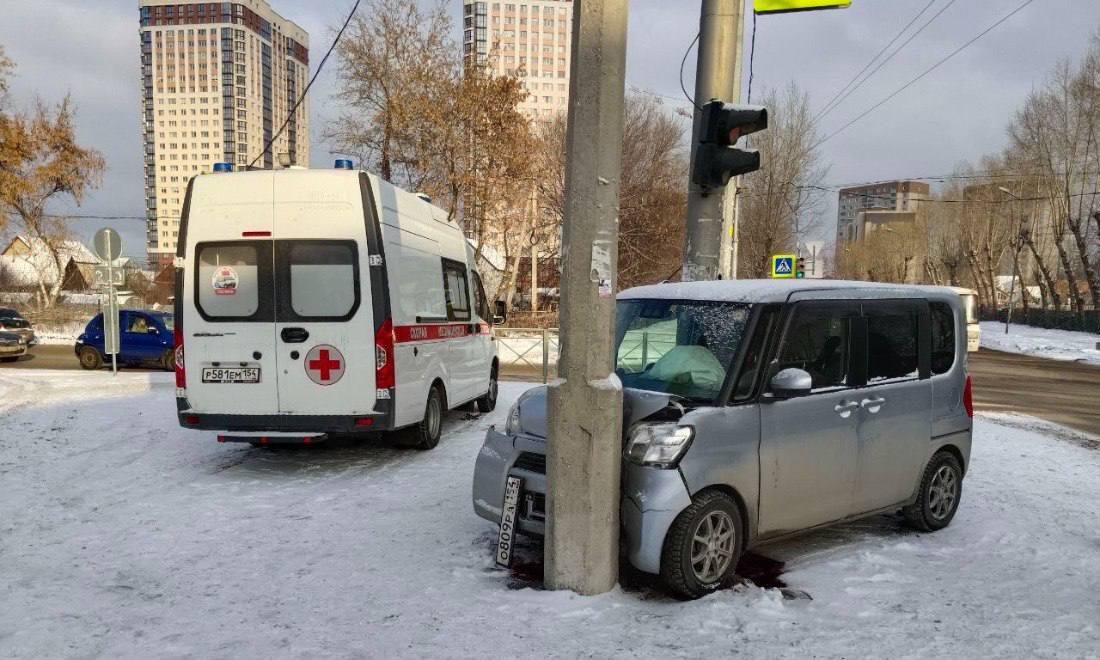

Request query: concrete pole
[
  {"left": 718, "top": 1, "right": 745, "bottom": 280},
  {"left": 545, "top": 0, "right": 628, "bottom": 596},
  {"left": 684, "top": 0, "right": 743, "bottom": 282}
]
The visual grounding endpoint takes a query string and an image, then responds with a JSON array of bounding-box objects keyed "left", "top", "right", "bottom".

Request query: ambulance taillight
[
  {"left": 174, "top": 324, "right": 186, "bottom": 389},
  {"left": 375, "top": 319, "right": 395, "bottom": 390}
]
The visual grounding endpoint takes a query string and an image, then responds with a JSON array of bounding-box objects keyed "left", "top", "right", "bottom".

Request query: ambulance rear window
[
  {"left": 196, "top": 242, "right": 270, "bottom": 321},
  {"left": 280, "top": 241, "right": 360, "bottom": 321}
]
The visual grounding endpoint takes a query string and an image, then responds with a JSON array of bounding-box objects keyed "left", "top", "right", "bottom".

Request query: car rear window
[
  {"left": 283, "top": 241, "right": 359, "bottom": 320},
  {"left": 195, "top": 242, "right": 271, "bottom": 321},
  {"left": 866, "top": 306, "right": 920, "bottom": 381}
]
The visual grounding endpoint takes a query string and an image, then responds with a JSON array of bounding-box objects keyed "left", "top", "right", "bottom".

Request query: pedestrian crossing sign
[{"left": 771, "top": 254, "right": 796, "bottom": 278}]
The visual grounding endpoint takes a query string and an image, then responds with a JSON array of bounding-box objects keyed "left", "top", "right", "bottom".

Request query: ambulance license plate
[
  {"left": 495, "top": 476, "right": 523, "bottom": 568},
  {"left": 202, "top": 367, "right": 260, "bottom": 384}
]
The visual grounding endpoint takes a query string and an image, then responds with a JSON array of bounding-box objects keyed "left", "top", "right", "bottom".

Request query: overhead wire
[
  {"left": 813, "top": 0, "right": 940, "bottom": 122},
  {"left": 812, "top": 0, "right": 1038, "bottom": 151},
  {"left": 678, "top": 32, "right": 702, "bottom": 111},
  {"left": 248, "top": 0, "right": 361, "bottom": 168}
]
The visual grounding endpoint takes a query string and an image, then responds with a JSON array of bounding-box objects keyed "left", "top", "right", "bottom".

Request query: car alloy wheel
[
  {"left": 927, "top": 463, "right": 959, "bottom": 521},
  {"left": 690, "top": 510, "right": 736, "bottom": 584}
]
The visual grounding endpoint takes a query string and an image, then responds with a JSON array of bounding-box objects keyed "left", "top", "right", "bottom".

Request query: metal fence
[
  {"left": 980, "top": 307, "right": 1100, "bottom": 334},
  {"left": 494, "top": 327, "right": 560, "bottom": 382}
]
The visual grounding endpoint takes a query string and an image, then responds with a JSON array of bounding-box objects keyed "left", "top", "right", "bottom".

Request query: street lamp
[{"left": 998, "top": 187, "right": 1028, "bottom": 335}]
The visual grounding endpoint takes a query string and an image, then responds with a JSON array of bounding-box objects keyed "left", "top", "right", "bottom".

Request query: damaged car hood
[{"left": 514, "top": 385, "right": 677, "bottom": 440}]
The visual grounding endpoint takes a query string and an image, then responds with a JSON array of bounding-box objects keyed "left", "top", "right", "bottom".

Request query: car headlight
[
  {"left": 504, "top": 401, "right": 522, "bottom": 435},
  {"left": 624, "top": 423, "right": 694, "bottom": 469}
]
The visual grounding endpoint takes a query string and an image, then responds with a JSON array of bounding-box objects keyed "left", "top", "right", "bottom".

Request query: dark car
[
  {"left": 0, "top": 330, "right": 29, "bottom": 363},
  {"left": 75, "top": 310, "right": 175, "bottom": 371},
  {"left": 0, "top": 315, "right": 37, "bottom": 347}
]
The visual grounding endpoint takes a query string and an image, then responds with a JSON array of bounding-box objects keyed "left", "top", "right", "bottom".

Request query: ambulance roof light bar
[
  {"left": 212, "top": 162, "right": 233, "bottom": 172},
  {"left": 334, "top": 159, "right": 354, "bottom": 170}
]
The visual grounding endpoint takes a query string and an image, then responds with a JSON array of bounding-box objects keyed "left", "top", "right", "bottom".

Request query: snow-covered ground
[
  {"left": 981, "top": 320, "right": 1100, "bottom": 365},
  {"left": 1, "top": 371, "right": 1098, "bottom": 659}
]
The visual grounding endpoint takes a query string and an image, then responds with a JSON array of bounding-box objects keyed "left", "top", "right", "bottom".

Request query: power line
[
  {"left": 812, "top": 0, "right": 1036, "bottom": 150},
  {"left": 248, "top": 0, "right": 361, "bottom": 169},
  {"left": 678, "top": 32, "right": 702, "bottom": 111},
  {"left": 813, "top": 0, "right": 939, "bottom": 122},
  {"left": 746, "top": 9, "right": 757, "bottom": 103}
]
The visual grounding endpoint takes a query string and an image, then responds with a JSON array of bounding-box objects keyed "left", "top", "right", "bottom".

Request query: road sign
[
  {"left": 771, "top": 254, "right": 796, "bottom": 278},
  {"left": 92, "top": 265, "right": 124, "bottom": 288},
  {"left": 103, "top": 293, "right": 120, "bottom": 356},
  {"left": 755, "top": 0, "right": 851, "bottom": 14},
  {"left": 93, "top": 227, "right": 122, "bottom": 262}
]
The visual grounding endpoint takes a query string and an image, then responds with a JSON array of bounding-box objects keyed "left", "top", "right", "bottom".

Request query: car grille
[{"left": 513, "top": 451, "right": 546, "bottom": 474}]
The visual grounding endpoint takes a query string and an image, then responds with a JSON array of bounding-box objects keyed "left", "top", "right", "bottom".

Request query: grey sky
[{"left": 2, "top": 0, "right": 1098, "bottom": 257}]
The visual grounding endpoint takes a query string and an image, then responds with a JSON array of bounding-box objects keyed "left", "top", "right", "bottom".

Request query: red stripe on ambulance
[{"left": 393, "top": 323, "right": 473, "bottom": 343}]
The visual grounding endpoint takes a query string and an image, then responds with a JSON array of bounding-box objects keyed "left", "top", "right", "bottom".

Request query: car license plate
[
  {"left": 495, "top": 476, "right": 523, "bottom": 568},
  {"left": 202, "top": 367, "right": 260, "bottom": 383}
]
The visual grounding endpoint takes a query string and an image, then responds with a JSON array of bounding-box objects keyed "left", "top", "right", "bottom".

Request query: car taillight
[
  {"left": 963, "top": 374, "right": 974, "bottom": 418},
  {"left": 174, "top": 325, "right": 186, "bottom": 388},
  {"left": 375, "top": 318, "right": 395, "bottom": 390}
]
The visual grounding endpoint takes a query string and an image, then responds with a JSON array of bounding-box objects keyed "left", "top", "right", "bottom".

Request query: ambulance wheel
[
  {"left": 476, "top": 367, "right": 498, "bottom": 413},
  {"left": 78, "top": 347, "right": 103, "bottom": 370},
  {"left": 403, "top": 384, "right": 444, "bottom": 450}
]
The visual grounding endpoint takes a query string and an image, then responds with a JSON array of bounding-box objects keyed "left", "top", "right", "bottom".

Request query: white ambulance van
[{"left": 174, "top": 160, "right": 499, "bottom": 449}]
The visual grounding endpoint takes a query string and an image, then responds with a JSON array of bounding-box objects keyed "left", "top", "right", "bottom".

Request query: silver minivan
[{"left": 473, "top": 280, "right": 973, "bottom": 599}]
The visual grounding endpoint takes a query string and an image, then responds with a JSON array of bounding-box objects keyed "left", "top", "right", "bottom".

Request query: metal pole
[
  {"left": 107, "top": 233, "right": 117, "bottom": 375},
  {"left": 542, "top": 328, "right": 549, "bottom": 384},
  {"left": 684, "top": 0, "right": 742, "bottom": 282},
  {"left": 718, "top": 2, "right": 745, "bottom": 280},
  {"left": 545, "top": 0, "right": 628, "bottom": 596},
  {"left": 1005, "top": 239, "right": 1024, "bottom": 334}
]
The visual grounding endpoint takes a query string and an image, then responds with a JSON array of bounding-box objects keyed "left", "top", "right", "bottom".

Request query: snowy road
[{"left": 1, "top": 371, "right": 1098, "bottom": 659}]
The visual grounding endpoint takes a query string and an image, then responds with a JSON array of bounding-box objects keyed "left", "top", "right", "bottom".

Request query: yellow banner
[{"left": 755, "top": 0, "right": 851, "bottom": 14}]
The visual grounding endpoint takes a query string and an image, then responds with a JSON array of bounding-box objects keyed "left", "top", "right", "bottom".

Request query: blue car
[{"left": 75, "top": 310, "right": 176, "bottom": 371}]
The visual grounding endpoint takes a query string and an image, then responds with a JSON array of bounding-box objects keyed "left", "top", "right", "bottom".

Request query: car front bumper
[{"left": 471, "top": 426, "right": 693, "bottom": 575}]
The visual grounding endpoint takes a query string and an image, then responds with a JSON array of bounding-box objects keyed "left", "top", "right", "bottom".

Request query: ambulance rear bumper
[{"left": 176, "top": 398, "right": 394, "bottom": 433}]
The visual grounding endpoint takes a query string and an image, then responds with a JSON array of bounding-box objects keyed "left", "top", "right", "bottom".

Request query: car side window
[
  {"left": 864, "top": 301, "right": 920, "bottom": 382},
  {"left": 731, "top": 305, "right": 779, "bottom": 402},
  {"left": 930, "top": 302, "right": 955, "bottom": 375},
  {"left": 772, "top": 303, "right": 853, "bottom": 391},
  {"left": 442, "top": 260, "right": 472, "bottom": 322},
  {"left": 471, "top": 271, "right": 490, "bottom": 321},
  {"left": 126, "top": 314, "right": 150, "bottom": 333}
]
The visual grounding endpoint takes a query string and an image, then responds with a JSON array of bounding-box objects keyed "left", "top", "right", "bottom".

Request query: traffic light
[
  {"left": 796, "top": 257, "right": 806, "bottom": 279},
  {"left": 691, "top": 100, "right": 769, "bottom": 189}
]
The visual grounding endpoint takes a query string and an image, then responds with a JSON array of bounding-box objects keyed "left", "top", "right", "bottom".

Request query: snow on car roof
[{"left": 618, "top": 279, "right": 958, "bottom": 304}]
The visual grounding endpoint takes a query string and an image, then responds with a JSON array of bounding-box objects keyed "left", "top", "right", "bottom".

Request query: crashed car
[
  {"left": 0, "top": 315, "right": 37, "bottom": 348},
  {"left": 473, "top": 280, "right": 973, "bottom": 599}
]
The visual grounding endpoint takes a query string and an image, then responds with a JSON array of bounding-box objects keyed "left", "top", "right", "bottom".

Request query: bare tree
[
  {"left": 738, "top": 84, "right": 827, "bottom": 278},
  {"left": 0, "top": 92, "right": 104, "bottom": 308}
]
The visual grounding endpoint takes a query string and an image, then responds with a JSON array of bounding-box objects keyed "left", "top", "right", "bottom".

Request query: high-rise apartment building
[
  {"left": 836, "top": 180, "right": 930, "bottom": 242},
  {"left": 462, "top": 0, "right": 573, "bottom": 120},
  {"left": 139, "top": 0, "right": 309, "bottom": 265}
]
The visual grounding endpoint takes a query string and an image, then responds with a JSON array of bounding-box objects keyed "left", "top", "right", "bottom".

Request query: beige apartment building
[
  {"left": 836, "top": 180, "right": 930, "bottom": 242},
  {"left": 462, "top": 0, "right": 573, "bottom": 120},
  {"left": 140, "top": 0, "right": 309, "bottom": 265}
]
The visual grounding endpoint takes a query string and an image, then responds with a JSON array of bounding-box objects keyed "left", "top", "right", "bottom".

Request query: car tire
[
  {"left": 475, "top": 366, "right": 498, "bottom": 413},
  {"left": 162, "top": 348, "right": 176, "bottom": 372},
  {"left": 78, "top": 346, "right": 103, "bottom": 370},
  {"left": 903, "top": 450, "right": 963, "bottom": 532},
  {"left": 401, "top": 385, "right": 444, "bottom": 450},
  {"left": 660, "top": 490, "right": 744, "bottom": 600}
]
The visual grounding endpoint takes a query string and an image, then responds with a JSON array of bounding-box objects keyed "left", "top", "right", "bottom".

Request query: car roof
[{"left": 618, "top": 279, "right": 962, "bottom": 305}]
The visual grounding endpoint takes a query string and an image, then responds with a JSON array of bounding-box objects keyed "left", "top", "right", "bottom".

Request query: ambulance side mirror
[{"left": 494, "top": 301, "right": 507, "bottom": 325}]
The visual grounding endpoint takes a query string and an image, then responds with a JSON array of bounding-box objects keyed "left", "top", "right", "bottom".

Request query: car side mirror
[
  {"left": 493, "top": 301, "right": 507, "bottom": 325},
  {"left": 147, "top": 326, "right": 159, "bottom": 335},
  {"left": 768, "top": 368, "right": 813, "bottom": 399}
]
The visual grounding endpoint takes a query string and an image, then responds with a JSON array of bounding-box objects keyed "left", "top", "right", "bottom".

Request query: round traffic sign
[
  {"left": 304, "top": 345, "right": 345, "bottom": 386},
  {"left": 93, "top": 227, "right": 122, "bottom": 262}
]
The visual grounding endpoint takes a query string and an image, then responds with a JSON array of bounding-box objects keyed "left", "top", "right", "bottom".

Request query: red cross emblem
[{"left": 304, "top": 345, "right": 345, "bottom": 386}]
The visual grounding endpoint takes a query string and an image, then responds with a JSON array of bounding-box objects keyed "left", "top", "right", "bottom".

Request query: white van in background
[{"left": 174, "top": 161, "right": 499, "bottom": 449}]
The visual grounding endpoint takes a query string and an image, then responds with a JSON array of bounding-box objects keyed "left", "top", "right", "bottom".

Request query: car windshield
[
  {"left": 0, "top": 317, "right": 29, "bottom": 329},
  {"left": 614, "top": 299, "right": 752, "bottom": 402}
]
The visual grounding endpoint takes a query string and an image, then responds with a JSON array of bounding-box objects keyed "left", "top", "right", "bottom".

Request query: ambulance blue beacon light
[
  {"left": 212, "top": 162, "right": 233, "bottom": 172},
  {"left": 334, "top": 159, "right": 354, "bottom": 170}
]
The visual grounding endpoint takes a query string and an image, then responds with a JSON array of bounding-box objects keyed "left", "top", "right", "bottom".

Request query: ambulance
[{"left": 174, "top": 160, "right": 500, "bottom": 449}]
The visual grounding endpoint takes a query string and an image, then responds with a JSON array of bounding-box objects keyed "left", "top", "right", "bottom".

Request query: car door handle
[
  {"left": 861, "top": 397, "right": 886, "bottom": 412},
  {"left": 834, "top": 401, "right": 859, "bottom": 418},
  {"left": 280, "top": 327, "right": 309, "bottom": 344}
]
